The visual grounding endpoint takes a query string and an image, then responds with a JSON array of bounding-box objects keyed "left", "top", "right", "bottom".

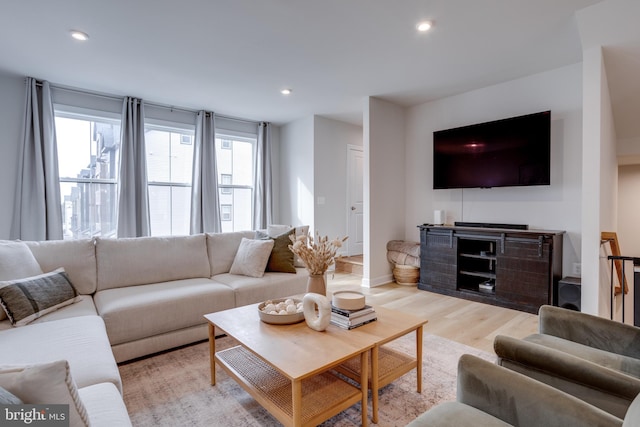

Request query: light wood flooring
[{"left": 327, "top": 272, "right": 538, "bottom": 354}]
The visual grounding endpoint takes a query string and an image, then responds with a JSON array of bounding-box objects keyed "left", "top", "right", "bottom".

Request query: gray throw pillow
[
  {"left": 0, "top": 385, "right": 22, "bottom": 404},
  {"left": 0, "top": 268, "right": 79, "bottom": 327}
]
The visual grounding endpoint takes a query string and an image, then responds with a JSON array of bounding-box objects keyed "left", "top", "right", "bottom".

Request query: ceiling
[{"left": 0, "top": 0, "right": 616, "bottom": 127}]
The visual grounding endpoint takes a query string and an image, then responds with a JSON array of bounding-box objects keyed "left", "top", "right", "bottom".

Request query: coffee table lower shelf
[
  {"left": 336, "top": 345, "right": 416, "bottom": 388},
  {"left": 216, "top": 345, "right": 363, "bottom": 427}
]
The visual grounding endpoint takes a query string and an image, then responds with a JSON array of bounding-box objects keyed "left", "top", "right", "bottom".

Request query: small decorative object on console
[
  {"left": 302, "top": 293, "right": 331, "bottom": 331},
  {"left": 258, "top": 298, "right": 305, "bottom": 325}
]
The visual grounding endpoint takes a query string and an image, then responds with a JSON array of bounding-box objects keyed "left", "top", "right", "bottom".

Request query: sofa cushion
[
  {"left": 0, "top": 316, "right": 122, "bottom": 392},
  {"left": 0, "top": 241, "right": 44, "bottom": 321},
  {"left": 0, "top": 295, "right": 98, "bottom": 332},
  {"left": 25, "top": 239, "right": 97, "bottom": 295},
  {"left": 79, "top": 382, "right": 133, "bottom": 427},
  {"left": 94, "top": 278, "right": 235, "bottom": 346},
  {"left": 0, "top": 240, "right": 44, "bottom": 280},
  {"left": 0, "top": 268, "right": 80, "bottom": 326},
  {"left": 206, "top": 231, "right": 255, "bottom": 275},
  {"left": 96, "top": 234, "right": 211, "bottom": 291},
  {"left": 256, "top": 230, "right": 296, "bottom": 273},
  {"left": 229, "top": 238, "right": 274, "bottom": 278},
  {"left": 0, "top": 360, "right": 90, "bottom": 427},
  {"left": 213, "top": 269, "right": 308, "bottom": 307}
]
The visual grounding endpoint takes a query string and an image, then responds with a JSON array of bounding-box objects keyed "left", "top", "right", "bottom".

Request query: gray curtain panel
[
  {"left": 253, "top": 122, "right": 273, "bottom": 230},
  {"left": 117, "top": 97, "right": 150, "bottom": 237},
  {"left": 11, "top": 78, "right": 63, "bottom": 241},
  {"left": 190, "top": 111, "right": 221, "bottom": 234}
]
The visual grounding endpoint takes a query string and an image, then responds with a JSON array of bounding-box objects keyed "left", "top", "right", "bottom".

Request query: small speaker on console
[{"left": 555, "top": 277, "right": 581, "bottom": 311}]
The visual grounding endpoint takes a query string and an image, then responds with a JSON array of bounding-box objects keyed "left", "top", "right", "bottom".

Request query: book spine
[
  {"left": 330, "top": 318, "right": 377, "bottom": 330},
  {"left": 331, "top": 306, "right": 374, "bottom": 318},
  {"left": 331, "top": 312, "right": 377, "bottom": 326}
]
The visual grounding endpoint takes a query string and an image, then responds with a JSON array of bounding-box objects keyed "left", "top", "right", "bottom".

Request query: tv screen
[{"left": 433, "top": 111, "right": 551, "bottom": 189}]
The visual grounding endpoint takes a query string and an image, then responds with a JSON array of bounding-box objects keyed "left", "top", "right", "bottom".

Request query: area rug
[{"left": 119, "top": 334, "right": 496, "bottom": 426}]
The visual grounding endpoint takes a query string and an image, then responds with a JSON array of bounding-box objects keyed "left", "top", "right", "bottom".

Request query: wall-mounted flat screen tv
[{"left": 433, "top": 111, "right": 551, "bottom": 189}]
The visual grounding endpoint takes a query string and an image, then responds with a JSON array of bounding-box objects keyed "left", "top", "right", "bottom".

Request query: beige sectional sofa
[{"left": 0, "top": 230, "right": 309, "bottom": 426}]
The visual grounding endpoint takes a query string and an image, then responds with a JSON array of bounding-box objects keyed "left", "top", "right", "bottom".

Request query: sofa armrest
[
  {"left": 538, "top": 305, "right": 640, "bottom": 359},
  {"left": 494, "top": 335, "right": 640, "bottom": 418},
  {"left": 458, "top": 354, "right": 622, "bottom": 427}
]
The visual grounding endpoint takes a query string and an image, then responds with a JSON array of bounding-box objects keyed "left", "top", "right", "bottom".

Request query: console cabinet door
[
  {"left": 420, "top": 230, "right": 457, "bottom": 291},
  {"left": 496, "top": 238, "right": 552, "bottom": 309}
]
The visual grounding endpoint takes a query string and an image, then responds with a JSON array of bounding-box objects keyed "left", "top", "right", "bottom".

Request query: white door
[{"left": 347, "top": 145, "right": 364, "bottom": 255}]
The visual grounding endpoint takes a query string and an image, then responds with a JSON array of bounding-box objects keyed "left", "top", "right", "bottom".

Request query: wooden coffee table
[
  {"left": 205, "top": 304, "right": 372, "bottom": 427},
  {"left": 334, "top": 306, "right": 428, "bottom": 423},
  {"left": 205, "top": 303, "right": 427, "bottom": 426}
]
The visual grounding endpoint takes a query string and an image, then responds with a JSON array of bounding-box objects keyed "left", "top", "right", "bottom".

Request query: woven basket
[{"left": 393, "top": 264, "right": 419, "bottom": 286}]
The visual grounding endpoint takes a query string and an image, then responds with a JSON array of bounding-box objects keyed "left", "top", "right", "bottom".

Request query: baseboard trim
[{"left": 361, "top": 274, "right": 393, "bottom": 288}]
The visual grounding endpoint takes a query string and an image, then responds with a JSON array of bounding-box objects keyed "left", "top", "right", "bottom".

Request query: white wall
[
  {"left": 582, "top": 46, "right": 619, "bottom": 316},
  {"left": 278, "top": 116, "right": 314, "bottom": 228},
  {"left": 405, "top": 63, "right": 584, "bottom": 278},
  {"left": 313, "top": 116, "right": 362, "bottom": 249},
  {"left": 364, "top": 97, "right": 406, "bottom": 287},
  {"left": 0, "top": 72, "right": 26, "bottom": 239}
]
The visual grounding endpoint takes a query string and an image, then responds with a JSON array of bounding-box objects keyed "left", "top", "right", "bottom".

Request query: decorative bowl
[
  {"left": 258, "top": 298, "right": 305, "bottom": 325},
  {"left": 332, "top": 291, "right": 366, "bottom": 311}
]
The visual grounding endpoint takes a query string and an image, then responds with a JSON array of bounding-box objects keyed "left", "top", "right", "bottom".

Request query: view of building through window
[
  {"left": 146, "top": 127, "right": 194, "bottom": 236},
  {"left": 56, "top": 114, "right": 121, "bottom": 240},
  {"left": 216, "top": 136, "right": 254, "bottom": 232},
  {"left": 55, "top": 111, "right": 256, "bottom": 239}
]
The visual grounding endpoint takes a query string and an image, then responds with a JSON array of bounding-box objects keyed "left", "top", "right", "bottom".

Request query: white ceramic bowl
[{"left": 257, "top": 298, "right": 305, "bottom": 325}]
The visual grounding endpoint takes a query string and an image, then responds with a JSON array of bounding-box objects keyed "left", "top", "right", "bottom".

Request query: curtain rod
[{"left": 32, "top": 79, "right": 261, "bottom": 125}]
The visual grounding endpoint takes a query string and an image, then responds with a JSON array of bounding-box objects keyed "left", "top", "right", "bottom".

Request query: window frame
[{"left": 54, "top": 105, "right": 122, "bottom": 240}]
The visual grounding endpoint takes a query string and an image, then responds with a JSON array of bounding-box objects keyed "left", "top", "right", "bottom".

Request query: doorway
[{"left": 346, "top": 145, "right": 363, "bottom": 256}]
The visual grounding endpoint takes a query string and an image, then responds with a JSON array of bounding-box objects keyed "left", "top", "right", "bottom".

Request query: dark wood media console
[{"left": 418, "top": 225, "right": 564, "bottom": 314}]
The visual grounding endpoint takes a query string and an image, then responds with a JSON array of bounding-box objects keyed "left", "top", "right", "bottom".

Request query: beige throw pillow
[
  {"left": 0, "top": 360, "right": 90, "bottom": 427},
  {"left": 229, "top": 238, "right": 274, "bottom": 278}
]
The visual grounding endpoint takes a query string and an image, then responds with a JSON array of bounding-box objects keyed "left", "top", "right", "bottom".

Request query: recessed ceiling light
[
  {"left": 281, "top": 88, "right": 292, "bottom": 95},
  {"left": 416, "top": 21, "right": 433, "bottom": 32},
  {"left": 70, "top": 30, "right": 90, "bottom": 41}
]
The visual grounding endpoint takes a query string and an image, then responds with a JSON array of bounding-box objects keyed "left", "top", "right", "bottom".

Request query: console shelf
[{"left": 418, "top": 225, "right": 564, "bottom": 314}]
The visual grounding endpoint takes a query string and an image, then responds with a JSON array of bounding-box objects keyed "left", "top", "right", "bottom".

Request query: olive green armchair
[
  {"left": 494, "top": 305, "right": 640, "bottom": 418},
  {"left": 406, "top": 354, "right": 626, "bottom": 427}
]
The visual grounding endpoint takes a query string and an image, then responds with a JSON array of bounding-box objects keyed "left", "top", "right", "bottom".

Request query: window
[
  {"left": 220, "top": 174, "right": 232, "bottom": 194},
  {"left": 146, "top": 125, "right": 194, "bottom": 236},
  {"left": 55, "top": 111, "right": 121, "bottom": 240},
  {"left": 221, "top": 205, "right": 232, "bottom": 221},
  {"left": 216, "top": 134, "right": 255, "bottom": 232}
]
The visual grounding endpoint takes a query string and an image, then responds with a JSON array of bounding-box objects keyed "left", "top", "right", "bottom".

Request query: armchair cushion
[
  {"left": 495, "top": 334, "right": 640, "bottom": 419},
  {"left": 524, "top": 333, "right": 640, "bottom": 378},
  {"left": 538, "top": 305, "right": 640, "bottom": 360}
]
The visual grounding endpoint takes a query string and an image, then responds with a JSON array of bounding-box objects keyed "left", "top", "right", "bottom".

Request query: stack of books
[{"left": 330, "top": 304, "right": 377, "bottom": 330}]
